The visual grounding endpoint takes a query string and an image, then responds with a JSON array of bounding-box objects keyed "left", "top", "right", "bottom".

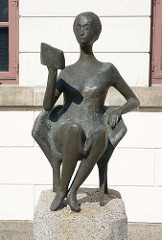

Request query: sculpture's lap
[
  {"left": 53, "top": 122, "right": 85, "bottom": 155},
  {"left": 32, "top": 105, "right": 127, "bottom": 158}
]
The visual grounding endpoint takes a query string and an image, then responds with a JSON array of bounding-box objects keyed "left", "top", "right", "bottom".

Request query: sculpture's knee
[
  {"left": 95, "top": 128, "right": 106, "bottom": 142},
  {"left": 63, "top": 123, "right": 83, "bottom": 157},
  {"left": 68, "top": 123, "right": 82, "bottom": 139}
]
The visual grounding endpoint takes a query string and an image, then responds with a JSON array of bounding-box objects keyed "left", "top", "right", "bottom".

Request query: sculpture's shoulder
[
  {"left": 101, "top": 62, "right": 121, "bottom": 82},
  {"left": 98, "top": 62, "right": 117, "bottom": 82},
  {"left": 94, "top": 61, "right": 120, "bottom": 87},
  {"left": 100, "top": 62, "right": 115, "bottom": 73}
]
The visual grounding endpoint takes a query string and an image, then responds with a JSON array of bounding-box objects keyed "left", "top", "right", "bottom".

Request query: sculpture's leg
[
  {"left": 67, "top": 128, "right": 107, "bottom": 212},
  {"left": 97, "top": 160, "right": 107, "bottom": 206},
  {"left": 104, "top": 166, "right": 108, "bottom": 194},
  {"left": 52, "top": 161, "right": 61, "bottom": 192},
  {"left": 97, "top": 141, "right": 114, "bottom": 206},
  {"left": 50, "top": 124, "right": 83, "bottom": 211}
]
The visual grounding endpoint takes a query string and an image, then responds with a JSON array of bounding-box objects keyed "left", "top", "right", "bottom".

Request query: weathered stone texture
[
  {"left": 0, "top": 221, "right": 33, "bottom": 240},
  {"left": 1, "top": 86, "right": 162, "bottom": 109},
  {"left": 34, "top": 188, "right": 127, "bottom": 240}
]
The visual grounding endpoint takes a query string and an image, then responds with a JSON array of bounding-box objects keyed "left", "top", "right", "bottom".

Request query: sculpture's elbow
[
  {"left": 135, "top": 98, "right": 140, "bottom": 108},
  {"left": 133, "top": 97, "right": 140, "bottom": 110},
  {"left": 43, "top": 104, "right": 52, "bottom": 111},
  {"left": 128, "top": 97, "right": 140, "bottom": 111},
  {"left": 43, "top": 100, "right": 53, "bottom": 111}
]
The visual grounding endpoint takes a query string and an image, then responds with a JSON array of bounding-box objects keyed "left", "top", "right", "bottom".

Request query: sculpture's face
[{"left": 74, "top": 15, "right": 98, "bottom": 46}]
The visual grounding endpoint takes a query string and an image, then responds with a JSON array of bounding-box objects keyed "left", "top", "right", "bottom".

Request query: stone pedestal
[{"left": 34, "top": 188, "right": 127, "bottom": 240}]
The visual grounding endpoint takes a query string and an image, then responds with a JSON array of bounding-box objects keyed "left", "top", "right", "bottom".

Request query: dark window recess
[
  {"left": 0, "top": 0, "right": 18, "bottom": 84},
  {"left": 0, "top": 27, "right": 9, "bottom": 71},
  {"left": 0, "top": 0, "right": 8, "bottom": 22}
]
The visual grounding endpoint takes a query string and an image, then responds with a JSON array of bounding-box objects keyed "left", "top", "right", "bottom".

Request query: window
[
  {"left": 151, "top": 0, "right": 162, "bottom": 84},
  {"left": 0, "top": 0, "right": 19, "bottom": 84}
]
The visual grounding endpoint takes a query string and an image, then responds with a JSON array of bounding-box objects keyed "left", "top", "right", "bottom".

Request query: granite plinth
[{"left": 34, "top": 188, "right": 127, "bottom": 240}]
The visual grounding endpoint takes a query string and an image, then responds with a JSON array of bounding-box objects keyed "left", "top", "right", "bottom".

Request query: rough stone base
[{"left": 34, "top": 188, "right": 127, "bottom": 240}]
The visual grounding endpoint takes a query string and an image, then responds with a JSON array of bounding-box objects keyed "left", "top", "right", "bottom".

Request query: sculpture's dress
[{"left": 33, "top": 64, "right": 127, "bottom": 161}]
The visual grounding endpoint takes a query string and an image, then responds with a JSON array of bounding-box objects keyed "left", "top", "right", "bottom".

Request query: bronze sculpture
[{"left": 32, "top": 12, "right": 140, "bottom": 212}]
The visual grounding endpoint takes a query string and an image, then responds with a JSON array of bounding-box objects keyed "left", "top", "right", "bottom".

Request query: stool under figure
[{"left": 32, "top": 12, "right": 140, "bottom": 212}]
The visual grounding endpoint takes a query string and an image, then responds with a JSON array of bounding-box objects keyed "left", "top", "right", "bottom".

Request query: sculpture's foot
[
  {"left": 67, "top": 192, "right": 81, "bottom": 212},
  {"left": 99, "top": 196, "right": 105, "bottom": 206},
  {"left": 99, "top": 191, "right": 105, "bottom": 206},
  {"left": 62, "top": 199, "right": 67, "bottom": 207},
  {"left": 50, "top": 190, "right": 67, "bottom": 211}
]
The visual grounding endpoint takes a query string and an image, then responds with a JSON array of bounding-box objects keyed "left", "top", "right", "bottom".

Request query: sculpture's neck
[{"left": 79, "top": 45, "right": 95, "bottom": 63}]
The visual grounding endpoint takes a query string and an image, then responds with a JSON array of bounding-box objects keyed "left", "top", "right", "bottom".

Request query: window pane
[
  {"left": 0, "top": 27, "right": 9, "bottom": 71},
  {"left": 0, "top": 0, "right": 8, "bottom": 22}
]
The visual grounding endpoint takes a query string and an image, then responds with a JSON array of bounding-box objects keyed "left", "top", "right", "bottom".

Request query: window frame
[
  {"left": 0, "top": 0, "right": 19, "bottom": 84},
  {"left": 151, "top": 0, "right": 162, "bottom": 84}
]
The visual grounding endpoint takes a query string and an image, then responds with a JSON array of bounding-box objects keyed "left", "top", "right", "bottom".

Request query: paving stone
[{"left": 0, "top": 221, "right": 33, "bottom": 240}]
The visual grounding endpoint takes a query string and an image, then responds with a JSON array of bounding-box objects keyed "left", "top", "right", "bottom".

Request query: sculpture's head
[{"left": 73, "top": 12, "right": 102, "bottom": 46}]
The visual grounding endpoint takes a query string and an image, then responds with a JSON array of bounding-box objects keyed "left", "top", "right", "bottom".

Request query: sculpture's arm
[
  {"left": 109, "top": 64, "right": 140, "bottom": 127},
  {"left": 40, "top": 43, "right": 65, "bottom": 111},
  {"left": 43, "top": 70, "right": 65, "bottom": 111},
  {"left": 43, "top": 70, "right": 58, "bottom": 111}
]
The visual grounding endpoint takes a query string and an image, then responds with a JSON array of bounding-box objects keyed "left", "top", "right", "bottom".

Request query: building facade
[{"left": 0, "top": 0, "right": 162, "bottom": 223}]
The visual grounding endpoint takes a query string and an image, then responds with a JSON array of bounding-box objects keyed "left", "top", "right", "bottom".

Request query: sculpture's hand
[
  {"left": 41, "top": 43, "right": 65, "bottom": 71},
  {"left": 46, "top": 61, "right": 57, "bottom": 73},
  {"left": 109, "top": 109, "right": 121, "bottom": 128}
]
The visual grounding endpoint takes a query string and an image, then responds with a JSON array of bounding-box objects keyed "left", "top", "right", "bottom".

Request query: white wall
[
  {"left": 19, "top": 0, "right": 151, "bottom": 16},
  {"left": 19, "top": 0, "right": 151, "bottom": 87}
]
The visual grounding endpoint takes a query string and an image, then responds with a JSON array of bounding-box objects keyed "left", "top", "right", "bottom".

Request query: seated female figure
[{"left": 32, "top": 12, "right": 140, "bottom": 212}]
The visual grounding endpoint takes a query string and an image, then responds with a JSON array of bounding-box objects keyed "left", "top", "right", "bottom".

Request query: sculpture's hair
[{"left": 74, "top": 12, "right": 102, "bottom": 38}]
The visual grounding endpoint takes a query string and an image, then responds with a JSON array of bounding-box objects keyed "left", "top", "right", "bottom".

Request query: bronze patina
[{"left": 32, "top": 12, "right": 140, "bottom": 212}]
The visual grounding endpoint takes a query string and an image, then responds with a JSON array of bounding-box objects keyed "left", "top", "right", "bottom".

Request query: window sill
[{"left": 0, "top": 86, "right": 161, "bottom": 110}]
